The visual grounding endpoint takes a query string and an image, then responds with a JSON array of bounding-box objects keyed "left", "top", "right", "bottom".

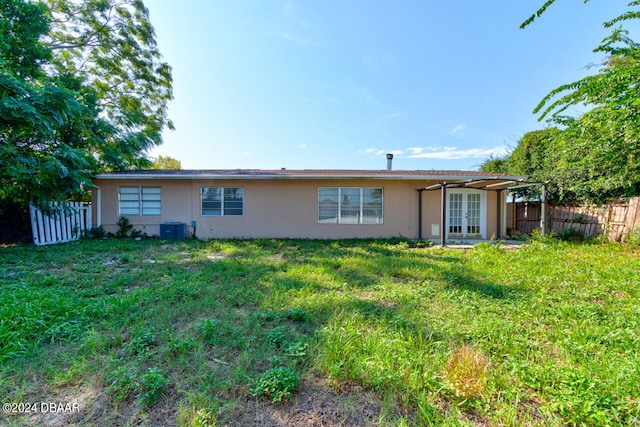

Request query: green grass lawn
[{"left": 1, "top": 238, "right": 639, "bottom": 426}]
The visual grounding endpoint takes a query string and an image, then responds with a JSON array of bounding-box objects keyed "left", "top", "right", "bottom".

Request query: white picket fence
[{"left": 29, "top": 202, "right": 92, "bottom": 246}]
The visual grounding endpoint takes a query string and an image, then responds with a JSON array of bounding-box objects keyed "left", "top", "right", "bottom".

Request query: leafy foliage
[
  {"left": 0, "top": 0, "right": 173, "bottom": 207},
  {"left": 251, "top": 367, "right": 300, "bottom": 402},
  {"left": 0, "top": 0, "right": 100, "bottom": 206},
  {"left": 152, "top": 155, "right": 181, "bottom": 170},
  {"left": 138, "top": 367, "right": 168, "bottom": 407},
  {"left": 115, "top": 216, "right": 133, "bottom": 238},
  {"left": 483, "top": 2, "right": 640, "bottom": 203},
  {"left": 480, "top": 129, "right": 561, "bottom": 200},
  {"left": 44, "top": 0, "right": 174, "bottom": 170}
]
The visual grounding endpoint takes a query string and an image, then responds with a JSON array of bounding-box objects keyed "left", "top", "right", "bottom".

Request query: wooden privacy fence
[
  {"left": 508, "top": 197, "right": 640, "bottom": 241},
  {"left": 30, "top": 202, "right": 92, "bottom": 246}
]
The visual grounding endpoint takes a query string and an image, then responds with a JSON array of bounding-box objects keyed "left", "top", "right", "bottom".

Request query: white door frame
[{"left": 445, "top": 189, "right": 486, "bottom": 239}]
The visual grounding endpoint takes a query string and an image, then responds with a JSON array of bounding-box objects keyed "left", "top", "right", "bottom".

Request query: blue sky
[{"left": 145, "top": 0, "right": 633, "bottom": 171}]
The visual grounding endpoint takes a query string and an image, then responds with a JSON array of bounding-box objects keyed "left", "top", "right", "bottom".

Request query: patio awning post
[
  {"left": 496, "top": 189, "right": 503, "bottom": 239},
  {"left": 416, "top": 189, "right": 424, "bottom": 240},
  {"left": 441, "top": 183, "right": 447, "bottom": 246},
  {"left": 540, "top": 182, "right": 548, "bottom": 235}
]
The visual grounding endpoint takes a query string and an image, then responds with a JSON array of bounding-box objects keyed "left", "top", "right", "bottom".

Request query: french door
[{"left": 447, "top": 190, "right": 485, "bottom": 238}]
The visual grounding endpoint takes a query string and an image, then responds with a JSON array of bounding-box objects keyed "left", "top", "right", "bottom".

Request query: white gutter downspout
[{"left": 94, "top": 185, "right": 102, "bottom": 227}]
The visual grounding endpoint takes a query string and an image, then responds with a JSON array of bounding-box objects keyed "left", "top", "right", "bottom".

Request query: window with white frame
[
  {"left": 201, "top": 187, "right": 244, "bottom": 216},
  {"left": 318, "top": 187, "right": 383, "bottom": 224},
  {"left": 119, "top": 187, "right": 161, "bottom": 216}
]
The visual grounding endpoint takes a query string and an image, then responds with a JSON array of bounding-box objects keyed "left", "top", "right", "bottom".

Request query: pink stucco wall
[{"left": 92, "top": 178, "right": 504, "bottom": 240}]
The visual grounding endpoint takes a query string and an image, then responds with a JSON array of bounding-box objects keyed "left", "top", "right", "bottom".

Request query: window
[
  {"left": 202, "top": 187, "right": 244, "bottom": 216},
  {"left": 119, "top": 187, "right": 161, "bottom": 216},
  {"left": 318, "top": 187, "right": 383, "bottom": 224}
]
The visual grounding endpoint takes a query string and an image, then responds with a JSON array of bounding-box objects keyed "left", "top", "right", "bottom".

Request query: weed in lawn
[
  {"left": 443, "top": 345, "right": 490, "bottom": 399},
  {"left": 250, "top": 366, "right": 300, "bottom": 402},
  {"left": 284, "top": 339, "right": 309, "bottom": 358},
  {"left": 627, "top": 227, "right": 640, "bottom": 246},
  {"left": 265, "top": 325, "right": 290, "bottom": 348},
  {"left": 138, "top": 367, "right": 168, "bottom": 407},
  {"left": 126, "top": 327, "right": 158, "bottom": 356},
  {"left": 106, "top": 365, "right": 168, "bottom": 407},
  {"left": 166, "top": 334, "right": 197, "bottom": 358},
  {"left": 107, "top": 365, "right": 138, "bottom": 403},
  {"left": 260, "top": 307, "right": 309, "bottom": 323},
  {"left": 177, "top": 406, "right": 217, "bottom": 427},
  {"left": 197, "top": 318, "right": 219, "bottom": 344}
]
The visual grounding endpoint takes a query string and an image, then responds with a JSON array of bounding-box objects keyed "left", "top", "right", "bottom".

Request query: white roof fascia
[{"left": 94, "top": 173, "right": 526, "bottom": 181}]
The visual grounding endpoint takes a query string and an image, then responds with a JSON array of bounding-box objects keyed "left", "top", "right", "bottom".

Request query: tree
[
  {"left": 479, "top": 156, "right": 509, "bottom": 175},
  {"left": 43, "top": 0, "right": 174, "bottom": 171},
  {"left": 515, "top": 1, "right": 640, "bottom": 202},
  {"left": 522, "top": 0, "right": 640, "bottom": 29},
  {"left": 0, "top": 0, "right": 101, "bottom": 206},
  {"left": 0, "top": 0, "right": 173, "bottom": 207},
  {"left": 480, "top": 129, "right": 566, "bottom": 201},
  {"left": 152, "top": 155, "right": 181, "bottom": 170}
]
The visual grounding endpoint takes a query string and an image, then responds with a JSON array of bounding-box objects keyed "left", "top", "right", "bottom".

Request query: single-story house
[{"left": 92, "top": 166, "right": 526, "bottom": 242}]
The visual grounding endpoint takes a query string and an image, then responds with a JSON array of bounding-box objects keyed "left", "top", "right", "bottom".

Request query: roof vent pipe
[{"left": 386, "top": 153, "right": 393, "bottom": 171}]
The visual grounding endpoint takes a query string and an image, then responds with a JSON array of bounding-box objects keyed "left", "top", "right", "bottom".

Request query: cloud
[
  {"left": 358, "top": 148, "right": 387, "bottom": 156},
  {"left": 299, "top": 144, "right": 307, "bottom": 149},
  {"left": 450, "top": 124, "right": 467, "bottom": 134},
  {"left": 359, "top": 148, "right": 379, "bottom": 154},
  {"left": 276, "top": 33, "right": 324, "bottom": 48},
  {"left": 406, "top": 145, "right": 509, "bottom": 160},
  {"left": 361, "top": 87, "right": 385, "bottom": 107},
  {"left": 360, "top": 146, "right": 508, "bottom": 160},
  {"left": 242, "top": 151, "right": 262, "bottom": 156},
  {"left": 358, "top": 148, "right": 404, "bottom": 157}
]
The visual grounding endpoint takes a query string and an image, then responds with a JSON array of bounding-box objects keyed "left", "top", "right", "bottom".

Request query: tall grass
[{"left": 1, "top": 238, "right": 639, "bottom": 425}]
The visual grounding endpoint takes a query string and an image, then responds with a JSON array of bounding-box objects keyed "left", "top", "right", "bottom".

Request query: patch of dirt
[
  {"left": 268, "top": 253, "right": 285, "bottom": 263},
  {"left": 20, "top": 382, "right": 181, "bottom": 427},
  {"left": 18, "top": 375, "right": 409, "bottom": 426},
  {"left": 25, "top": 384, "right": 105, "bottom": 427},
  {"left": 206, "top": 252, "right": 229, "bottom": 260},
  {"left": 230, "top": 374, "right": 409, "bottom": 427}
]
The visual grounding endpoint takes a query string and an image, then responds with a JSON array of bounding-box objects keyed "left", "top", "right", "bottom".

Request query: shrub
[
  {"left": 627, "top": 227, "right": 640, "bottom": 247},
  {"left": 413, "top": 239, "right": 434, "bottom": 248},
  {"left": 444, "top": 346, "right": 489, "bottom": 399},
  {"left": 571, "top": 213, "right": 585, "bottom": 224},
  {"left": 528, "top": 229, "right": 556, "bottom": 244},
  {"left": 557, "top": 226, "right": 582, "bottom": 241},
  {"left": 251, "top": 367, "right": 299, "bottom": 402},
  {"left": 116, "top": 216, "right": 133, "bottom": 238},
  {"left": 86, "top": 225, "right": 105, "bottom": 239}
]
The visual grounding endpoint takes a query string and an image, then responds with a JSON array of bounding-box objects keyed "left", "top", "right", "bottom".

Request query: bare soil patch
[{"left": 231, "top": 374, "right": 409, "bottom": 427}]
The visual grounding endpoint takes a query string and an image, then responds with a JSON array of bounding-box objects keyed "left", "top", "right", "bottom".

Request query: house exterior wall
[{"left": 92, "top": 178, "right": 503, "bottom": 240}]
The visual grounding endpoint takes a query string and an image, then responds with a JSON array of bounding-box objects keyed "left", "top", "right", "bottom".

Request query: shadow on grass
[
  {"left": 442, "top": 271, "right": 520, "bottom": 299},
  {"left": 0, "top": 238, "right": 525, "bottom": 426}
]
